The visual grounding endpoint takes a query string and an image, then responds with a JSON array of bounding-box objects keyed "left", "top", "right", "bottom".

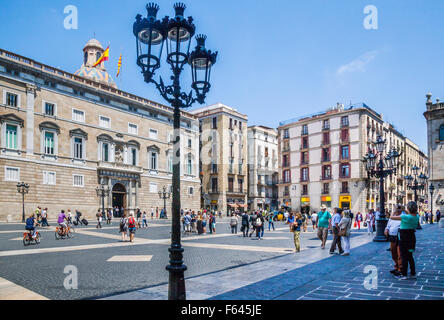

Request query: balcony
[
  {"left": 341, "top": 121, "right": 349, "bottom": 128},
  {"left": 226, "top": 188, "right": 247, "bottom": 195},
  {"left": 321, "top": 140, "right": 330, "bottom": 146},
  {"left": 282, "top": 145, "right": 290, "bottom": 152},
  {"left": 282, "top": 161, "right": 290, "bottom": 168},
  {"left": 321, "top": 157, "right": 330, "bottom": 163},
  {"left": 322, "top": 125, "right": 330, "bottom": 131},
  {"left": 278, "top": 179, "right": 291, "bottom": 185},
  {"left": 321, "top": 175, "right": 332, "bottom": 181},
  {"left": 341, "top": 188, "right": 350, "bottom": 194},
  {"left": 208, "top": 188, "right": 219, "bottom": 194},
  {"left": 97, "top": 161, "right": 143, "bottom": 174}
]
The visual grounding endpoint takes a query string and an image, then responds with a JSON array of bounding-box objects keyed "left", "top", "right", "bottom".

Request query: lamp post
[
  {"left": 158, "top": 185, "right": 171, "bottom": 219},
  {"left": 362, "top": 135, "right": 402, "bottom": 242},
  {"left": 404, "top": 165, "right": 428, "bottom": 229},
  {"left": 17, "top": 182, "right": 29, "bottom": 222},
  {"left": 429, "top": 184, "right": 435, "bottom": 225},
  {"left": 133, "top": 2, "right": 217, "bottom": 300},
  {"left": 96, "top": 184, "right": 110, "bottom": 217}
]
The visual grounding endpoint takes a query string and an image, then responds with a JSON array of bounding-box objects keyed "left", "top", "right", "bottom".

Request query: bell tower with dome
[{"left": 74, "top": 38, "right": 117, "bottom": 88}]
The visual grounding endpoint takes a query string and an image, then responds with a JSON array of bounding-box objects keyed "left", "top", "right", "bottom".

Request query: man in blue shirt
[
  {"left": 316, "top": 205, "right": 331, "bottom": 249},
  {"left": 329, "top": 208, "right": 344, "bottom": 255}
]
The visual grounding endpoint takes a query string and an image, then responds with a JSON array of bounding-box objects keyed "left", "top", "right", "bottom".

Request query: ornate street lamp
[
  {"left": 429, "top": 184, "right": 435, "bottom": 224},
  {"left": 158, "top": 185, "right": 171, "bottom": 219},
  {"left": 362, "top": 135, "right": 402, "bottom": 242},
  {"left": 17, "top": 182, "right": 29, "bottom": 222},
  {"left": 404, "top": 166, "right": 428, "bottom": 229},
  {"left": 133, "top": 2, "right": 217, "bottom": 300},
  {"left": 96, "top": 184, "right": 110, "bottom": 217}
]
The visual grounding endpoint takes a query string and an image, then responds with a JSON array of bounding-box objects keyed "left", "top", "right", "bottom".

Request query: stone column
[{"left": 135, "top": 179, "right": 138, "bottom": 208}]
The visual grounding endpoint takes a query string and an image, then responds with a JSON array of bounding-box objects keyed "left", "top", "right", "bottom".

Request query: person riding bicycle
[
  {"left": 58, "top": 210, "right": 68, "bottom": 233},
  {"left": 25, "top": 213, "right": 37, "bottom": 238}
]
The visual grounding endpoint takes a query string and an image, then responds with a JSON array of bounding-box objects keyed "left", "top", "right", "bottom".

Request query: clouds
[{"left": 336, "top": 50, "right": 379, "bottom": 76}]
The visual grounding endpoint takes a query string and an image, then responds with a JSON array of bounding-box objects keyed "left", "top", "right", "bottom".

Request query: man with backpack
[
  {"left": 127, "top": 212, "right": 137, "bottom": 242},
  {"left": 119, "top": 214, "right": 128, "bottom": 242},
  {"left": 256, "top": 212, "right": 265, "bottom": 239}
]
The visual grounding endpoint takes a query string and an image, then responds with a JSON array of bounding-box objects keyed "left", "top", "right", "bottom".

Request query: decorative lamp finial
[
  {"left": 146, "top": 3, "right": 160, "bottom": 19},
  {"left": 173, "top": 3, "right": 186, "bottom": 17},
  {"left": 195, "top": 34, "right": 207, "bottom": 47}
]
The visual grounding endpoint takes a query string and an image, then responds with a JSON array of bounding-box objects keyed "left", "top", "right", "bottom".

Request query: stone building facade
[
  {"left": 424, "top": 93, "right": 444, "bottom": 213},
  {"left": 0, "top": 40, "right": 200, "bottom": 221},
  {"left": 277, "top": 103, "right": 427, "bottom": 215},
  {"left": 191, "top": 103, "right": 248, "bottom": 213},
  {"left": 247, "top": 126, "right": 278, "bottom": 211}
]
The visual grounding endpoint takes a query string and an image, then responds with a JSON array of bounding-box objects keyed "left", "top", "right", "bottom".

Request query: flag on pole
[
  {"left": 116, "top": 54, "right": 122, "bottom": 77},
  {"left": 93, "top": 46, "right": 110, "bottom": 67}
]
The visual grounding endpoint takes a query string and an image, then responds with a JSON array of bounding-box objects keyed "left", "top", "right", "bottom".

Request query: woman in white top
[
  {"left": 365, "top": 210, "right": 375, "bottom": 235},
  {"left": 339, "top": 210, "right": 353, "bottom": 256}
]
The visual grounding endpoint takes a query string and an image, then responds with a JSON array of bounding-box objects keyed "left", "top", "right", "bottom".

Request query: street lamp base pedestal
[{"left": 373, "top": 218, "right": 389, "bottom": 242}]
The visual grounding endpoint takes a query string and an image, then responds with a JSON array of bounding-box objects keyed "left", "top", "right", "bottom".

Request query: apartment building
[
  {"left": 0, "top": 40, "right": 201, "bottom": 221},
  {"left": 277, "top": 103, "right": 426, "bottom": 214},
  {"left": 247, "top": 125, "right": 278, "bottom": 211},
  {"left": 191, "top": 103, "right": 248, "bottom": 213}
]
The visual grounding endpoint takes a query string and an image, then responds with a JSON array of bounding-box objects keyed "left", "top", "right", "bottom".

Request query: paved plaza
[{"left": 0, "top": 218, "right": 442, "bottom": 300}]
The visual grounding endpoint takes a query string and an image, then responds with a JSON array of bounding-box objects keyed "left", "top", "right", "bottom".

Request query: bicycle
[
  {"left": 55, "top": 225, "right": 74, "bottom": 239},
  {"left": 23, "top": 230, "right": 40, "bottom": 246}
]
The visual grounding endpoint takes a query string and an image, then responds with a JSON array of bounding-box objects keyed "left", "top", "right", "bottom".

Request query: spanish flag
[
  {"left": 116, "top": 54, "right": 122, "bottom": 77},
  {"left": 93, "top": 46, "right": 109, "bottom": 67}
]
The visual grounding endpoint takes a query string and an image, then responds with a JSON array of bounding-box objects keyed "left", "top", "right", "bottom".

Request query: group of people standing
[
  {"left": 385, "top": 202, "right": 420, "bottom": 280},
  {"left": 181, "top": 210, "right": 218, "bottom": 235}
]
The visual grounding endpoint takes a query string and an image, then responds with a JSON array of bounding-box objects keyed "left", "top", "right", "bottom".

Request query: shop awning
[
  {"left": 238, "top": 204, "right": 248, "bottom": 208},
  {"left": 228, "top": 203, "right": 238, "bottom": 208}
]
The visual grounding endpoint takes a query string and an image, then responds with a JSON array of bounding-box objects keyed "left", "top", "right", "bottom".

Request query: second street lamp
[
  {"left": 96, "top": 184, "right": 110, "bottom": 218},
  {"left": 17, "top": 182, "right": 30, "bottom": 222},
  {"left": 158, "top": 185, "right": 171, "bottom": 219},
  {"left": 133, "top": 2, "right": 217, "bottom": 300},
  {"left": 404, "top": 165, "right": 428, "bottom": 229}
]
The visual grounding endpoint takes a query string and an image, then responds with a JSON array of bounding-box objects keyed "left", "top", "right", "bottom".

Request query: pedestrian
[
  {"left": 230, "top": 213, "right": 238, "bottom": 234},
  {"left": 107, "top": 209, "right": 112, "bottom": 224},
  {"left": 184, "top": 211, "right": 192, "bottom": 233},
  {"left": 156, "top": 207, "right": 159, "bottom": 219},
  {"left": 267, "top": 212, "right": 275, "bottom": 231},
  {"left": 419, "top": 210, "right": 425, "bottom": 225},
  {"left": 284, "top": 210, "right": 289, "bottom": 223},
  {"left": 355, "top": 212, "right": 363, "bottom": 230},
  {"left": 365, "top": 209, "right": 375, "bottom": 235},
  {"left": 385, "top": 204, "right": 402, "bottom": 276},
  {"left": 202, "top": 211, "right": 207, "bottom": 234},
  {"left": 127, "top": 212, "right": 137, "bottom": 242},
  {"left": 256, "top": 212, "right": 265, "bottom": 239},
  {"left": 96, "top": 209, "right": 103, "bottom": 229},
  {"left": 249, "top": 212, "right": 257, "bottom": 237},
  {"left": 41, "top": 207, "right": 50, "bottom": 227},
  {"left": 241, "top": 211, "right": 249, "bottom": 237},
  {"left": 436, "top": 209, "right": 441, "bottom": 223},
  {"left": 136, "top": 208, "right": 142, "bottom": 228},
  {"left": 316, "top": 205, "right": 331, "bottom": 249},
  {"left": 119, "top": 213, "right": 128, "bottom": 241},
  {"left": 339, "top": 210, "right": 353, "bottom": 256},
  {"left": 197, "top": 213, "right": 203, "bottom": 235},
  {"left": 390, "top": 201, "right": 419, "bottom": 280},
  {"left": 142, "top": 211, "right": 148, "bottom": 228},
  {"left": 329, "top": 207, "right": 344, "bottom": 255},
  {"left": 151, "top": 207, "right": 154, "bottom": 219},
  {"left": 291, "top": 213, "right": 303, "bottom": 252},
  {"left": 75, "top": 210, "right": 82, "bottom": 225},
  {"left": 209, "top": 213, "right": 216, "bottom": 234},
  {"left": 311, "top": 211, "right": 317, "bottom": 230}
]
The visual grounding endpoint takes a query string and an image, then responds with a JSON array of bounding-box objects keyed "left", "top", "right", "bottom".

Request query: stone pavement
[{"left": 103, "top": 224, "right": 443, "bottom": 300}]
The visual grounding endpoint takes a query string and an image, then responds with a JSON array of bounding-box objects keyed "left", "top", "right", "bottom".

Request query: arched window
[
  {"left": 84, "top": 52, "right": 88, "bottom": 65},
  {"left": 440, "top": 124, "right": 444, "bottom": 141},
  {"left": 96, "top": 51, "right": 102, "bottom": 63}
]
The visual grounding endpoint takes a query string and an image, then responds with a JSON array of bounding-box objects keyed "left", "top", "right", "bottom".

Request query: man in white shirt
[{"left": 385, "top": 205, "right": 402, "bottom": 276}]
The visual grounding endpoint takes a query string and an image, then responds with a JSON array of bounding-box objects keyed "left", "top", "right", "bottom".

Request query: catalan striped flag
[
  {"left": 116, "top": 54, "right": 122, "bottom": 77},
  {"left": 93, "top": 46, "right": 109, "bottom": 67}
]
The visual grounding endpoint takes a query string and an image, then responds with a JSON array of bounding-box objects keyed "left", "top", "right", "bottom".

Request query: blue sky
[{"left": 1, "top": 0, "right": 443, "bottom": 151}]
